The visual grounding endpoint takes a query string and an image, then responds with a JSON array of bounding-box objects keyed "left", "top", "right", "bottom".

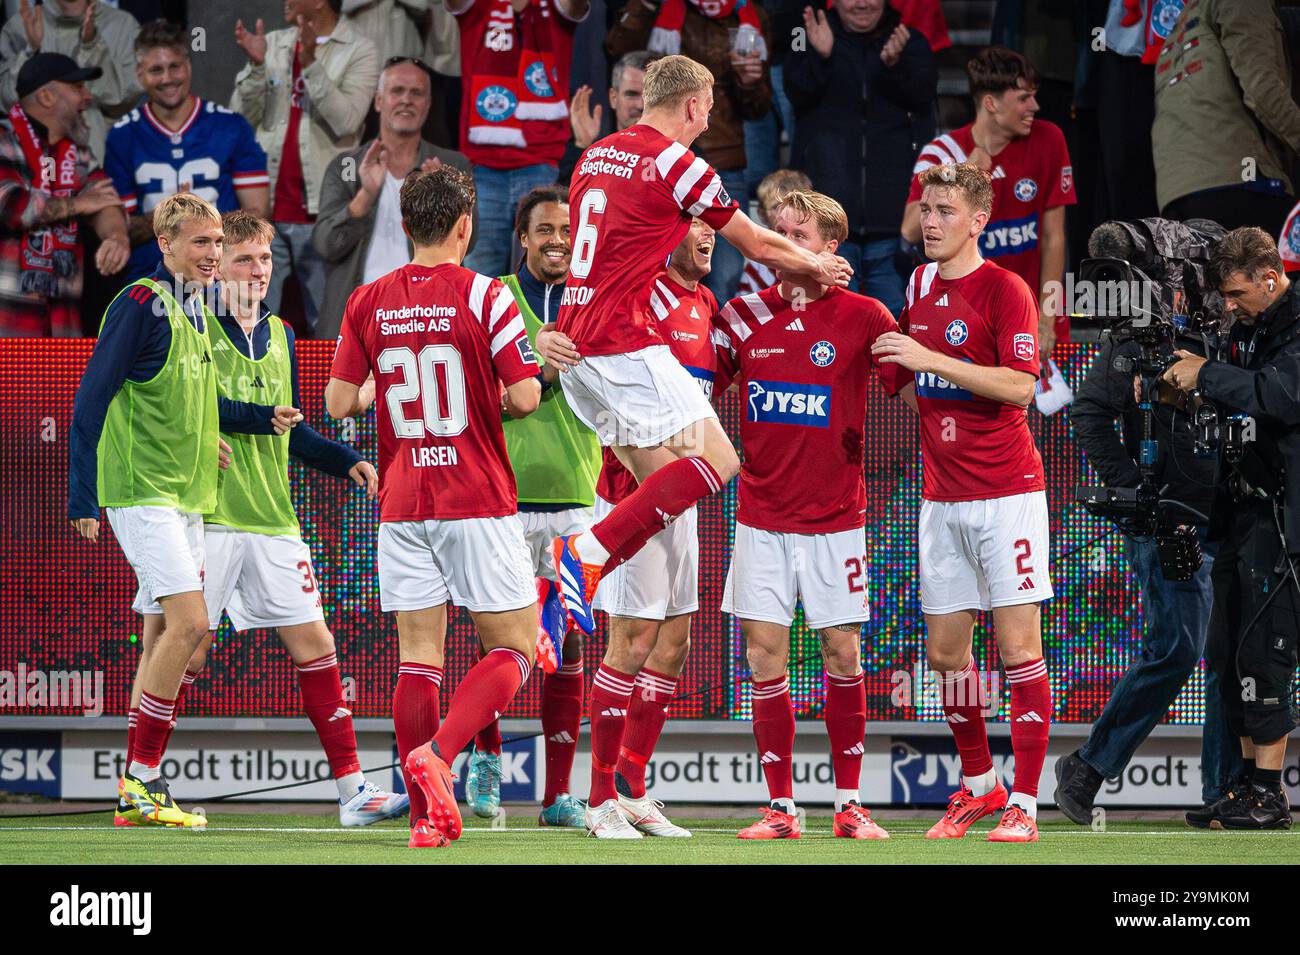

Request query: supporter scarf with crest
[
  {"left": 648, "top": 0, "right": 767, "bottom": 61},
  {"left": 468, "top": 0, "right": 569, "bottom": 148},
  {"left": 8, "top": 102, "right": 82, "bottom": 299}
]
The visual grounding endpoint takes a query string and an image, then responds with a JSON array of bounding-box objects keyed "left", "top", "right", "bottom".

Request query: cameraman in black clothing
[
  {"left": 1057, "top": 332, "right": 1239, "bottom": 825},
  {"left": 1162, "top": 227, "right": 1300, "bottom": 830}
]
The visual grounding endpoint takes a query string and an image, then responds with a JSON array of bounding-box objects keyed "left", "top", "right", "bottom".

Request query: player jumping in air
[
  {"left": 69, "top": 192, "right": 302, "bottom": 827},
  {"left": 550, "top": 54, "right": 851, "bottom": 824},
  {"left": 713, "top": 191, "right": 898, "bottom": 841},
  {"left": 541, "top": 217, "right": 726, "bottom": 838},
  {"left": 465, "top": 186, "right": 602, "bottom": 828},
  {"left": 121, "top": 211, "right": 406, "bottom": 828},
  {"left": 326, "top": 167, "right": 542, "bottom": 848},
  {"left": 873, "top": 162, "right": 1053, "bottom": 843}
]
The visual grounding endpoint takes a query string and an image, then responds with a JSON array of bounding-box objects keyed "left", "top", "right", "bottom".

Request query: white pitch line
[{"left": 1, "top": 825, "right": 1295, "bottom": 837}]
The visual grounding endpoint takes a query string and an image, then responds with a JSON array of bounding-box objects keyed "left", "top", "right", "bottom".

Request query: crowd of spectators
[{"left": 1, "top": 0, "right": 1298, "bottom": 340}]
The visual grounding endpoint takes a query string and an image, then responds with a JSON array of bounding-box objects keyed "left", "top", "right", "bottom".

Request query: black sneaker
[
  {"left": 1203, "top": 779, "right": 1252, "bottom": 829},
  {"left": 1053, "top": 749, "right": 1103, "bottom": 826},
  {"left": 1185, "top": 796, "right": 1224, "bottom": 829},
  {"left": 1215, "top": 784, "right": 1292, "bottom": 830}
]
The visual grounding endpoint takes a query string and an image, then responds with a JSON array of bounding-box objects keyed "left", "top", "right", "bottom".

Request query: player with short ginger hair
[
  {"left": 68, "top": 192, "right": 304, "bottom": 827},
  {"left": 713, "top": 190, "right": 898, "bottom": 841},
  {"left": 326, "top": 166, "right": 543, "bottom": 848},
  {"left": 873, "top": 162, "right": 1052, "bottom": 842},
  {"left": 121, "top": 210, "right": 405, "bottom": 828},
  {"left": 549, "top": 54, "right": 852, "bottom": 831}
]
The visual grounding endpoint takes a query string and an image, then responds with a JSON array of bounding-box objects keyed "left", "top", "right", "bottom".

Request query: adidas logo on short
[
  {"left": 548, "top": 731, "right": 575, "bottom": 744},
  {"left": 760, "top": 751, "right": 781, "bottom": 765},
  {"left": 842, "top": 742, "right": 865, "bottom": 757},
  {"left": 935, "top": 293, "right": 949, "bottom": 306},
  {"left": 328, "top": 707, "right": 351, "bottom": 722},
  {"left": 1016, "top": 710, "right": 1045, "bottom": 723},
  {"left": 785, "top": 318, "right": 805, "bottom": 332},
  {"left": 601, "top": 708, "right": 627, "bottom": 718},
  {"left": 1017, "top": 577, "right": 1035, "bottom": 592}
]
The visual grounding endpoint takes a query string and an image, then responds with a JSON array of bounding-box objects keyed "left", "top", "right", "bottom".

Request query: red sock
[
  {"left": 751, "top": 676, "right": 794, "bottom": 802},
  {"left": 616, "top": 668, "right": 677, "bottom": 799},
  {"left": 297, "top": 652, "right": 361, "bottom": 778},
  {"left": 393, "top": 663, "right": 443, "bottom": 825},
  {"left": 1007, "top": 657, "right": 1051, "bottom": 798},
  {"left": 433, "top": 648, "right": 531, "bottom": 761},
  {"left": 125, "top": 708, "right": 139, "bottom": 767},
  {"left": 133, "top": 692, "right": 176, "bottom": 769},
  {"left": 824, "top": 670, "right": 866, "bottom": 790},
  {"left": 939, "top": 659, "right": 993, "bottom": 778},
  {"left": 475, "top": 719, "right": 502, "bottom": 755},
  {"left": 541, "top": 659, "right": 584, "bottom": 806},
  {"left": 588, "top": 663, "right": 636, "bottom": 805},
  {"left": 160, "top": 669, "right": 199, "bottom": 757},
  {"left": 590, "top": 456, "right": 721, "bottom": 573}
]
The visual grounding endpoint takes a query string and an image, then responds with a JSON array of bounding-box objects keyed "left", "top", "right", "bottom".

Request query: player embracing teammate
[
  {"left": 549, "top": 54, "right": 851, "bottom": 834},
  {"left": 873, "top": 162, "right": 1053, "bottom": 842}
]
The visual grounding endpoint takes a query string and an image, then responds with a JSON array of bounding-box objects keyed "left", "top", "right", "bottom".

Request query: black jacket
[
  {"left": 1071, "top": 337, "right": 1218, "bottom": 525},
  {"left": 784, "top": 7, "right": 936, "bottom": 241},
  {"left": 1200, "top": 281, "right": 1300, "bottom": 552}
]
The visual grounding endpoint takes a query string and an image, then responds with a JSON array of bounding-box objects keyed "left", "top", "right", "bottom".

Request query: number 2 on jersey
[
  {"left": 377, "top": 345, "right": 468, "bottom": 437},
  {"left": 570, "top": 188, "right": 607, "bottom": 279}
]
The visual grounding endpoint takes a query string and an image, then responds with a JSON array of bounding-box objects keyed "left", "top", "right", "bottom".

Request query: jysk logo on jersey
[
  {"left": 982, "top": 214, "right": 1039, "bottom": 256},
  {"left": 809, "top": 340, "right": 836, "bottom": 366},
  {"left": 914, "top": 370, "right": 972, "bottom": 400},
  {"left": 747, "top": 379, "right": 831, "bottom": 427},
  {"left": 523, "top": 61, "right": 554, "bottom": 98},
  {"left": 476, "top": 85, "right": 518, "bottom": 122},
  {"left": 1013, "top": 333, "right": 1036, "bottom": 362},
  {"left": 1014, "top": 177, "right": 1038, "bottom": 202},
  {"left": 684, "top": 363, "right": 715, "bottom": 399},
  {"left": 944, "top": 320, "right": 968, "bottom": 346}
]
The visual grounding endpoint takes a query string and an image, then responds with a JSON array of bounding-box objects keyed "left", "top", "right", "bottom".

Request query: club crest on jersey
[
  {"left": 809, "top": 340, "right": 836, "bottom": 366},
  {"left": 1014, "top": 177, "right": 1038, "bottom": 202},
  {"left": 944, "top": 320, "right": 969, "bottom": 346},
  {"left": 476, "top": 85, "right": 518, "bottom": 123},
  {"left": 523, "top": 60, "right": 555, "bottom": 98},
  {"left": 747, "top": 379, "right": 831, "bottom": 427},
  {"left": 1013, "top": 333, "right": 1036, "bottom": 362},
  {"left": 1288, "top": 214, "right": 1300, "bottom": 253}
]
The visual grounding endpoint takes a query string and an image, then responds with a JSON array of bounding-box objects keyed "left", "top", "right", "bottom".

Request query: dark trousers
[
  {"left": 1096, "top": 52, "right": 1159, "bottom": 222},
  {"left": 1163, "top": 187, "right": 1295, "bottom": 239},
  {"left": 1080, "top": 532, "right": 1241, "bottom": 802},
  {"left": 1206, "top": 505, "right": 1300, "bottom": 746}
]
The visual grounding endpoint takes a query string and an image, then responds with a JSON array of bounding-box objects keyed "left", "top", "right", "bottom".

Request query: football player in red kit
[
  {"left": 550, "top": 55, "right": 852, "bottom": 674},
  {"left": 901, "top": 47, "right": 1075, "bottom": 354},
  {"left": 326, "top": 167, "right": 543, "bottom": 848},
  {"left": 540, "top": 218, "right": 728, "bottom": 838},
  {"left": 873, "top": 162, "right": 1053, "bottom": 843},
  {"left": 713, "top": 191, "right": 898, "bottom": 841}
]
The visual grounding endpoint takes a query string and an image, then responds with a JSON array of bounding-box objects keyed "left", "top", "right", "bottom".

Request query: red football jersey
[
  {"left": 714, "top": 286, "right": 899, "bottom": 534},
  {"left": 909, "top": 121, "right": 1075, "bottom": 334},
  {"left": 558, "top": 124, "right": 740, "bottom": 357},
  {"left": 596, "top": 274, "right": 724, "bottom": 503},
  {"left": 331, "top": 263, "right": 540, "bottom": 522},
  {"left": 898, "top": 260, "right": 1044, "bottom": 503}
]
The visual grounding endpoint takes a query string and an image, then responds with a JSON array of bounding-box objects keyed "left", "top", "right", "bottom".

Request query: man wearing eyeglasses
[{"left": 312, "top": 55, "right": 474, "bottom": 339}]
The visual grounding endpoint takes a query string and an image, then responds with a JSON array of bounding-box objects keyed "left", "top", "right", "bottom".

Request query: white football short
[
  {"left": 517, "top": 506, "right": 594, "bottom": 580},
  {"left": 721, "top": 522, "right": 871, "bottom": 630},
  {"left": 592, "top": 495, "right": 699, "bottom": 620},
  {"left": 108, "top": 506, "right": 205, "bottom": 615},
  {"left": 561, "top": 344, "right": 718, "bottom": 447},
  {"left": 198, "top": 526, "right": 325, "bottom": 631},
  {"left": 377, "top": 515, "right": 535, "bottom": 613},
  {"left": 918, "top": 491, "right": 1054, "bottom": 614}
]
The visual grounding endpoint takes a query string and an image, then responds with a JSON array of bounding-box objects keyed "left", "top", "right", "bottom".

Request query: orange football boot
[
  {"left": 987, "top": 804, "right": 1039, "bottom": 842},
  {"left": 404, "top": 743, "right": 463, "bottom": 840},
  {"left": 833, "top": 802, "right": 890, "bottom": 839},
  {"left": 737, "top": 806, "right": 801, "bottom": 839},
  {"left": 925, "top": 782, "right": 1009, "bottom": 839}
]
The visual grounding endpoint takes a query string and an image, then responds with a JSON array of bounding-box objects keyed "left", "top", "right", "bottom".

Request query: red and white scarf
[
  {"left": 649, "top": 0, "right": 767, "bottom": 61},
  {"left": 9, "top": 102, "right": 82, "bottom": 300},
  {"left": 468, "top": 0, "right": 568, "bottom": 148}
]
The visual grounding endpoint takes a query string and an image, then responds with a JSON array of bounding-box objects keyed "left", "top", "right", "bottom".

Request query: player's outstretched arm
[
  {"left": 872, "top": 332, "right": 1036, "bottom": 407},
  {"left": 502, "top": 377, "right": 542, "bottom": 419},
  {"left": 719, "top": 210, "right": 853, "bottom": 288}
]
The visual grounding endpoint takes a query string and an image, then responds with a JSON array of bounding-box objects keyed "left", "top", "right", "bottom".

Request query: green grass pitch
[{"left": 3, "top": 811, "right": 1298, "bottom": 864}]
